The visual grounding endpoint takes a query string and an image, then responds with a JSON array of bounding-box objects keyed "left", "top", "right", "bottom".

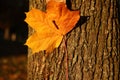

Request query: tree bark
[{"left": 27, "top": 0, "right": 120, "bottom": 80}]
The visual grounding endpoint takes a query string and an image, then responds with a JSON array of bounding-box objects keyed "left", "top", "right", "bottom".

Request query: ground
[{"left": 0, "top": 40, "right": 27, "bottom": 80}]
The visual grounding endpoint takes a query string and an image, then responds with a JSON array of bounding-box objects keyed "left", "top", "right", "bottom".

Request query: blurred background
[{"left": 0, "top": 0, "right": 28, "bottom": 80}]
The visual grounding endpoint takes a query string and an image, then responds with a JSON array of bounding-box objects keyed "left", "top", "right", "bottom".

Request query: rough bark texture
[{"left": 27, "top": 0, "right": 120, "bottom": 80}]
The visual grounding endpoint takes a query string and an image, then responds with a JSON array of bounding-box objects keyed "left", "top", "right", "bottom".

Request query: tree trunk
[{"left": 27, "top": 0, "right": 119, "bottom": 80}]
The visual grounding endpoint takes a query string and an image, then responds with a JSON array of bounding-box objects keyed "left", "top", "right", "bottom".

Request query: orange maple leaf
[{"left": 25, "top": 0, "right": 80, "bottom": 53}]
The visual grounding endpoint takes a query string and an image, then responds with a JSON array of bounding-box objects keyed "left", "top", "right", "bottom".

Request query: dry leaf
[{"left": 25, "top": 0, "right": 80, "bottom": 53}]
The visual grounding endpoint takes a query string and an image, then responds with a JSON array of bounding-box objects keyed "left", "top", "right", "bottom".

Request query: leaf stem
[{"left": 63, "top": 35, "right": 69, "bottom": 80}]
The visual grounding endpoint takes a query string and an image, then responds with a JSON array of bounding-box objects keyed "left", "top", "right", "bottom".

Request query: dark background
[
  {"left": 0, "top": 0, "right": 28, "bottom": 79},
  {"left": 0, "top": 0, "right": 28, "bottom": 56}
]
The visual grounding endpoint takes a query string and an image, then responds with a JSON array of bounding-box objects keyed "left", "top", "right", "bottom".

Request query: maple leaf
[{"left": 25, "top": 0, "right": 80, "bottom": 53}]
